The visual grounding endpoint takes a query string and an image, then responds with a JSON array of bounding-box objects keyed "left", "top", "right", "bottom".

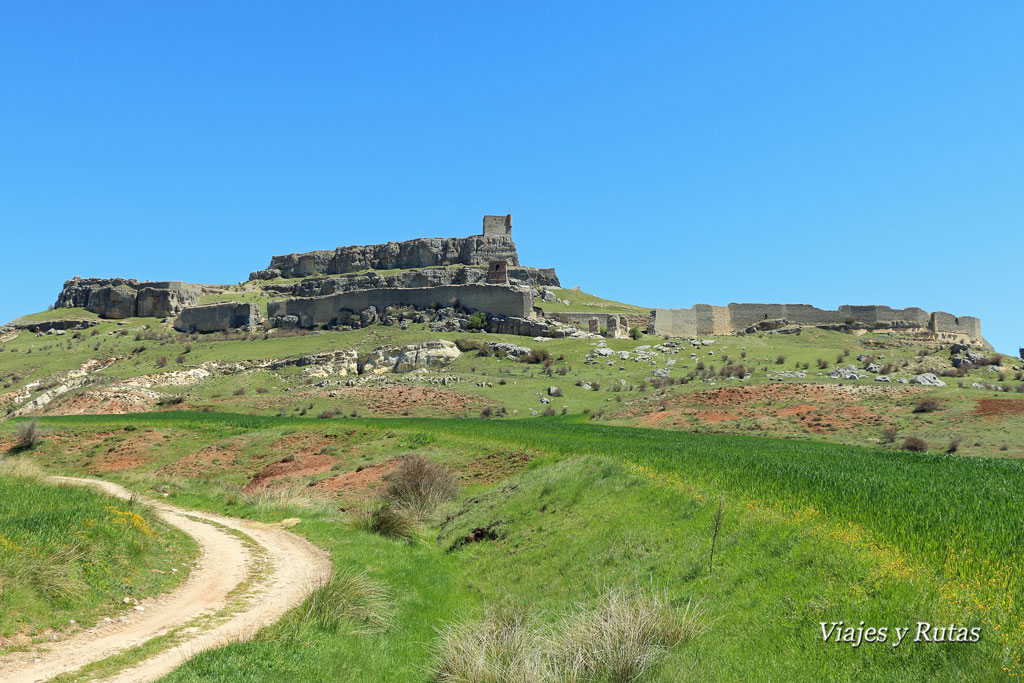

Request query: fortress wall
[
  {"left": 651, "top": 302, "right": 982, "bottom": 340},
  {"left": 173, "top": 302, "right": 260, "bottom": 333},
  {"left": 838, "top": 305, "right": 930, "bottom": 326},
  {"left": 268, "top": 285, "right": 533, "bottom": 329},
  {"left": 930, "top": 312, "right": 983, "bottom": 338},
  {"left": 650, "top": 307, "right": 699, "bottom": 337}
]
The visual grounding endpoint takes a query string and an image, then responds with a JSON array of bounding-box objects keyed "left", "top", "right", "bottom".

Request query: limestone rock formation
[
  {"left": 55, "top": 278, "right": 202, "bottom": 319},
  {"left": 251, "top": 235, "right": 521, "bottom": 280},
  {"left": 259, "top": 265, "right": 559, "bottom": 295},
  {"left": 358, "top": 340, "right": 461, "bottom": 374}
]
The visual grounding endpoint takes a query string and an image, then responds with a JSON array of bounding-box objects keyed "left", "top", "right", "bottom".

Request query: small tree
[
  {"left": 467, "top": 312, "right": 488, "bottom": 331},
  {"left": 13, "top": 420, "right": 40, "bottom": 452},
  {"left": 629, "top": 327, "right": 642, "bottom": 340}
]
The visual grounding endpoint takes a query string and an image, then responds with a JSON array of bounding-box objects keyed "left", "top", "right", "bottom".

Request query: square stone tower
[{"left": 482, "top": 214, "right": 512, "bottom": 237}]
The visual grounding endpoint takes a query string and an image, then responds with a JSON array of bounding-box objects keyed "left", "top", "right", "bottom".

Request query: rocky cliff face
[
  {"left": 260, "top": 265, "right": 558, "bottom": 296},
  {"left": 250, "top": 235, "right": 521, "bottom": 280},
  {"left": 55, "top": 278, "right": 202, "bottom": 319}
]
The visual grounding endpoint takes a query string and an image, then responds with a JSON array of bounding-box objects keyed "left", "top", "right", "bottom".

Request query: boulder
[{"left": 912, "top": 373, "right": 946, "bottom": 387}]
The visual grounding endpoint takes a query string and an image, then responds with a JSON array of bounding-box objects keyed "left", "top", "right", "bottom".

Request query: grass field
[
  {"left": 0, "top": 459, "right": 196, "bottom": 645},
  {"left": 4, "top": 412, "right": 1020, "bottom": 679}
]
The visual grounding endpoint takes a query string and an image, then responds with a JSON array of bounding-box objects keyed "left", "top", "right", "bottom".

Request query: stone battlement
[{"left": 650, "top": 303, "right": 982, "bottom": 341}]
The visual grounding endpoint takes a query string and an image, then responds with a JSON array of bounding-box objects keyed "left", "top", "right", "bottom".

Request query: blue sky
[{"left": 2, "top": 2, "right": 1021, "bottom": 352}]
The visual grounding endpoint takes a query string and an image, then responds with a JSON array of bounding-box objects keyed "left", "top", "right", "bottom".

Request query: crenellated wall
[{"left": 651, "top": 302, "right": 982, "bottom": 341}]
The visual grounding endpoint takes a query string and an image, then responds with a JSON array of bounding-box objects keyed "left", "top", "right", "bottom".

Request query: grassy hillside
[
  {"left": 5, "top": 413, "right": 1020, "bottom": 679},
  {"left": 0, "top": 459, "right": 196, "bottom": 646},
  {"left": 3, "top": 310, "right": 1022, "bottom": 456}
]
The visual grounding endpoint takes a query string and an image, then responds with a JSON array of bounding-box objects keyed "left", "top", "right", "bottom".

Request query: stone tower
[
  {"left": 486, "top": 260, "right": 510, "bottom": 285},
  {"left": 482, "top": 214, "right": 512, "bottom": 237}
]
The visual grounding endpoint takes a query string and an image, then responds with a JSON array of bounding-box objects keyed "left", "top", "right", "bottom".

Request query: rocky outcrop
[
  {"left": 55, "top": 278, "right": 202, "bottom": 320},
  {"left": 251, "top": 235, "right": 521, "bottom": 280},
  {"left": 358, "top": 340, "right": 461, "bottom": 374},
  {"left": 259, "top": 265, "right": 559, "bottom": 295},
  {"left": 173, "top": 302, "right": 261, "bottom": 333},
  {"left": 13, "top": 319, "right": 99, "bottom": 333}
]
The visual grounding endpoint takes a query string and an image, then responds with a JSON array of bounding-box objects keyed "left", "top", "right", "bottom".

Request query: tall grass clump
[
  {"left": 551, "top": 589, "right": 708, "bottom": 682},
  {"left": 239, "top": 483, "right": 331, "bottom": 513},
  {"left": 433, "top": 589, "right": 706, "bottom": 682},
  {"left": 434, "top": 608, "right": 551, "bottom": 683},
  {"left": 297, "top": 569, "right": 395, "bottom": 635}
]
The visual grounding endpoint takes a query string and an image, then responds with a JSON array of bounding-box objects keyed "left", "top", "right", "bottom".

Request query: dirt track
[{"left": 0, "top": 477, "right": 331, "bottom": 682}]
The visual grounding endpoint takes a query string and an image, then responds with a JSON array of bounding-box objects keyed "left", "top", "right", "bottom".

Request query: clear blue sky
[{"left": 2, "top": 2, "right": 1021, "bottom": 353}]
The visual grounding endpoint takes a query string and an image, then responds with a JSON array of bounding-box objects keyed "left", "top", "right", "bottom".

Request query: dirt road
[{"left": 0, "top": 477, "right": 331, "bottom": 682}]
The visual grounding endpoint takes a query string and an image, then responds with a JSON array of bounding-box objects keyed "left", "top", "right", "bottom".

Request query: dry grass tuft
[
  {"left": 298, "top": 569, "right": 395, "bottom": 634},
  {"left": 433, "top": 588, "right": 707, "bottom": 682}
]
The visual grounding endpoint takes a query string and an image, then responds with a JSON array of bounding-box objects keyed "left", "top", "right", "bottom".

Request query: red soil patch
[
  {"left": 695, "top": 410, "right": 739, "bottom": 423},
  {"left": 462, "top": 450, "right": 533, "bottom": 484},
  {"left": 345, "top": 386, "right": 474, "bottom": 416},
  {"left": 312, "top": 459, "right": 400, "bottom": 496},
  {"left": 243, "top": 453, "right": 338, "bottom": 493},
  {"left": 975, "top": 399, "right": 1024, "bottom": 417}
]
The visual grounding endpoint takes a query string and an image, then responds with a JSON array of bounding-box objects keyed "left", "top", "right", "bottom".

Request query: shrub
[
  {"left": 383, "top": 456, "right": 459, "bottom": 513},
  {"left": 902, "top": 436, "right": 929, "bottom": 452},
  {"left": 522, "top": 349, "right": 551, "bottom": 365},
  {"left": 455, "top": 338, "right": 486, "bottom": 353},
  {"left": 549, "top": 387, "right": 564, "bottom": 397},
  {"left": 12, "top": 420, "right": 41, "bottom": 452},
  {"left": 775, "top": 356, "right": 786, "bottom": 365},
  {"left": 542, "top": 407, "right": 557, "bottom": 417},
  {"left": 155, "top": 356, "right": 168, "bottom": 368},
  {"left": 880, "top": 426, "right": 899, "bottom": 443},
  {"left": 467, "top": 311, "right": 489, "bottom": 331},
  {"left": 946, "top": 439, "right": 961, "bottom": 454},
  {"left": 912, "top": 397, "right": 942, "bottom": 413},
  {"left": 232, "top": 387, "right": 246, "bottom": 396},
  {"left": 176, "top": 354, "right": 187, "bottom": 364}
]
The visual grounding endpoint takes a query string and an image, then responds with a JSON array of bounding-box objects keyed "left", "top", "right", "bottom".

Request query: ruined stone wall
[
  {"left": 267, "top": 285, "right": 533, "bottom": 329},
  {"left": 930, "top": 312, "right": 982, "bottom": 339},
  {"left": 55, "top": 277, "right": 202, "bottom": 319},
  {"left": 173, "top": 302, "right": 261, "bottom": 333},
  {"left": 252, "top": 235, "right": 521, "bottom": 280},
  {"left": 651, "top": 302, "right": 981, "bottom": 340}
]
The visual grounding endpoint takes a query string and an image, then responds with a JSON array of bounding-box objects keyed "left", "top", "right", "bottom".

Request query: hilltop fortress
[{"left": 49, "top": 214, "right": 984, "bottom": 344}]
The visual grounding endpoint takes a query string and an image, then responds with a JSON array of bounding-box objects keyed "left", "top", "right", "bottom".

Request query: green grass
[
  {"left": 9, "top": 308, "right": 102, "bottom": 324},
  {"left": 7, "top": 412, "right": 1021, "bottom": 678},
  {"left": 0, "top": 462, "right": 197, "bottom": 641},
  {"left": 534, "top": 287, "right": 651, "bottom": 315}
]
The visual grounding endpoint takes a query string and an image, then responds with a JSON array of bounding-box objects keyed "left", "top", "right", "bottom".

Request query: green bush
[{"left": 467, "top": 311, "right": 489, "bottom": 331}]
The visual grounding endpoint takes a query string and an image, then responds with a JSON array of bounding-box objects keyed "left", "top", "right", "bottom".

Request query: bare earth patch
[
  {"left": 975, "top": 398, "right": 1024, "bottom": 417},
  {"left": 312, "top": 458, "right": 400, "bottom": 497},
  {"left": 243, "top": 452, "right": 339, "bottom": 492}
]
